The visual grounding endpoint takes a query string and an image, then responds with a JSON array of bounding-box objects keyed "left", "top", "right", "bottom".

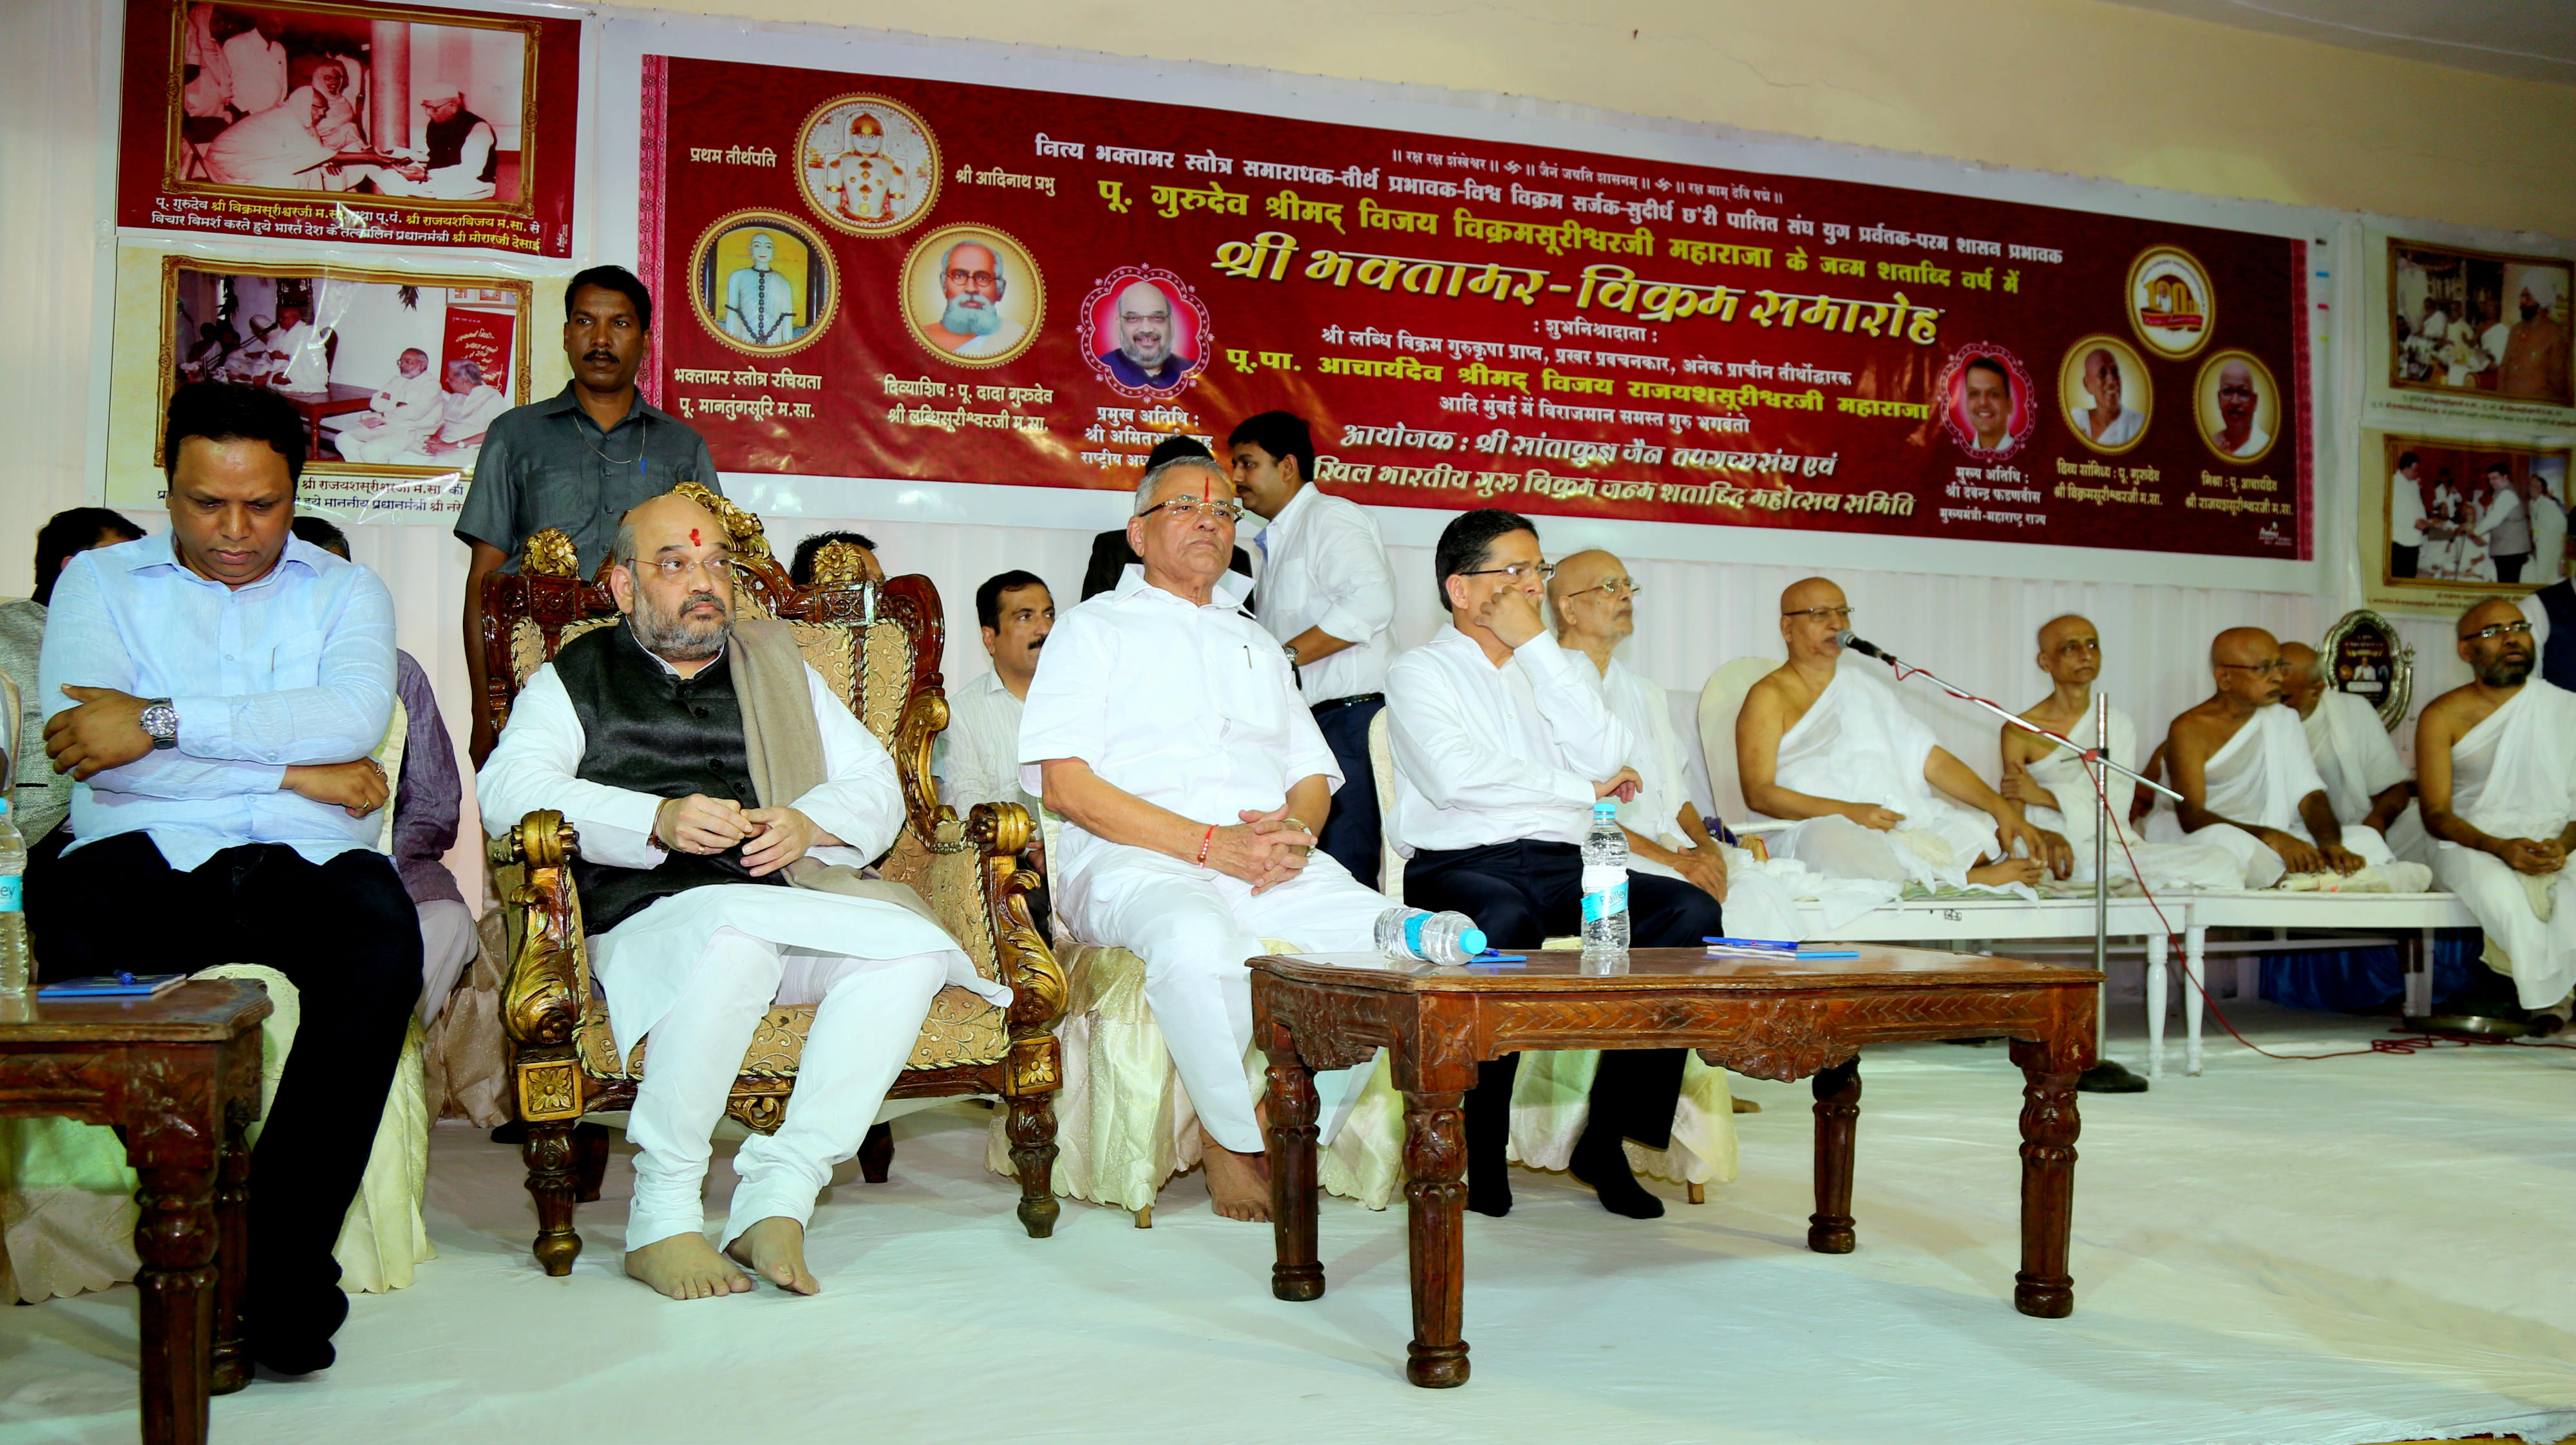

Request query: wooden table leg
[
  {"left": 207, "top": 1034, "right": 259, "bottom": 1395},
  {"left": 1264, "top": 1030, "right": 1323, "bottom": 1303},
  {"left": 2008, "top": 1037, "right": 2081, "bottom": 1318},
  {"left": 1401, "top": 1088, "right": 1470, "bottom": 1388},
  {"left": 1808, "top": 1058, "right": 1861, "bottom": 1254},
  {"left": 131, "top": 1153, "right": 220, "bottom": 1445}
]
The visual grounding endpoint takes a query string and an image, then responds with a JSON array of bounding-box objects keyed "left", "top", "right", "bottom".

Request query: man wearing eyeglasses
[
  {"left": 920, "top": 241, "right": 1027, "bottom": 359},
  {"left": 1020, "top": 456, "right": 1407, "bottom": 1223},
  {"left": 1998, "top": 614, "right": 2245, "bottom": 891},
  {"left": 480, "top": 489, "right": 1001, "bottom": 1301},
  {"left": 2157, "top": 626, "right": 2430, "bottom": 889},
  {"left": 1739, "top": 577, "right": 2060, "bottom": 894},
  {"left": 2416, "top": 600, "right": 2576, "bottom": 1033},
  {"left": 1387, "top": 511, "right": 1716, "bottom": 1221},
  {"left": 1232, "top": 411, "right": 1398, "bottom": 887}
]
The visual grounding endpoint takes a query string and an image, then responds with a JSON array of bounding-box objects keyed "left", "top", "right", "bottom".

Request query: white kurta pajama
[
  {"left": 1019, "top": 566, "right": 1398, "bottom": 1155},
  {"left": 2020, "top": 704, "right": 2248, "bottom": 892},
  {"left": 1760, "top": 661, "right": 2032, "bottom": 898},
  {"left": 478, "top": 638, "right": 1001, "bottom": 1250},
  {"left": 2304, "top": 689, "right": 2431, "bottom": 864},
  {"left": 2430, "top": 681, "right": 2576, "bottom": 1009}
]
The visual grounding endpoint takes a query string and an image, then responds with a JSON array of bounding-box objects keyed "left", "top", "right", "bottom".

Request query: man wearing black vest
[
  {"left": 371, "top": 83, "right": 500, "bottom": 200},
  {"left": 2525, "top": 576, "right": 2576, "bottom": 690},
  {"left": 479, "top": 488, "right": 1006, "bottom": 1301}
]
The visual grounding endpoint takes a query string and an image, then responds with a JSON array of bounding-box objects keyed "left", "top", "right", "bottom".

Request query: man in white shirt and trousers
[
  {"left": 480, "top": 489, "right": 1005, "bottom": 1300},
  {"left": 1231, "top": 411, "right": 1400, "bottom": 887},
  {"left": 1387, "top": 511, "right": 1724, "bottom": 1220},
  {"left": 937, "top": 568, "right": 1054, "bottom": 936},
  {"left": 1019, "top": 455, "right": 1411, "bottom": 1223}
]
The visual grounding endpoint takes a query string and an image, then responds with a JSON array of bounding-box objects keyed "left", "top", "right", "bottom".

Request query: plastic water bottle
[
  {"left": 0, "top": 799, "right": 29, "bottom": 994},
  {"left": 1581, "top": 798, "right": 1631, "bottom": 954},
  {"left": 1374, "top": 906, "right": 1488, "bottom": 966}
]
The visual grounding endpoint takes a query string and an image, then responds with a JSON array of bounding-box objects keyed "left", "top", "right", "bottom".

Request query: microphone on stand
[{"left": 1835, "top": 630, "right": 1898, "bottom": 665}]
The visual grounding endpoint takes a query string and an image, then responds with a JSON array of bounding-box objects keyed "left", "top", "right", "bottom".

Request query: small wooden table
[
  {"left": 274, "top": 382, "right": 376, "bottom": 457},
  {"left": 1252, "top": 946, "right": 2098, "bottom": 1388},
  {"left": 0, "top": 981, "right": 270, "bottom": 1444}
]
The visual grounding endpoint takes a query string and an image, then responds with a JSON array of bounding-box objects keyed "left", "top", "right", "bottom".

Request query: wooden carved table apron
[
  {"left": 1251, "top": 946, "right": 2098, "bottom": 1388},
  {"left": 0, "top": 979, "right": 270, "bottom": 1444}
]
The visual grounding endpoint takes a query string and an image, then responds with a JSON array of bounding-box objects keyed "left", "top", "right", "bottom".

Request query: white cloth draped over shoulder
[
  {"left": 1761, "top": 661, "right": 2026, "bottom": 897},
  {"left": 2304, "top": 689, "right": 2430, "bottom": 863},
  {"left": 2022, "top": 704, "right": 2246, "bottom": 891},
  {"left": 2432, "top": 681, "right": 2576, "bottom": 1009},
  {"left": 2152, "top": 702, "right": 2430, "bottom": 890}
]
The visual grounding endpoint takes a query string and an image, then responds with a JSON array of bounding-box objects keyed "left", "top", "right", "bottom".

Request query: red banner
[
  {"left": 644, "top": 56, "right": 2309, "bottom": 559},
  {"left": 119, "top": 0, "right": 580, "bottom": 256},
  {"left": 441, "top": 302, "right": 515, "bottom": 396}
]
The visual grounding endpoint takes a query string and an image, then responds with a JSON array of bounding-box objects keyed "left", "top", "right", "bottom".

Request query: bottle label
[
  {"left": 1404, "top": 912, "right": 1428, "bottom": 959},
  {"left": 1581, "top": 879, "right": 1627, "bottom": 924},
  {"left": 0, "top": 876, "right": 21, "bottom": 912}
]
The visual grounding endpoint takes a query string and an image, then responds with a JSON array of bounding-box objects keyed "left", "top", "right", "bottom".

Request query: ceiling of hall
[{"left": 2103, "top": 0, "right": 2576, "bottom": 86}]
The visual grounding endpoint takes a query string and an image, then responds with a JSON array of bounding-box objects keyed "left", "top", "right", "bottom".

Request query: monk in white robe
[
  {"left": 480, "top": 492, "right": 1005, "bottom": 1298},
  {"left": 1998, "top": 614, "right": 2245, "bottom": 892},
  {"left": 1738, "top": 578, "right": 2061, "bottom": 894},
  {"left": 2416, "top": 600, "right": 2576, "bottom": 1031},
  {"left": 2280, "top": 641, "right": 2430, "bottom": 864},
  {"left": 2158, "top": 627, "right": 2432, "bottom": 891}
]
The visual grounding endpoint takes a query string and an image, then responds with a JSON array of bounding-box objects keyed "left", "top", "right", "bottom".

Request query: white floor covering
[{"left": 2, "top": 1001, "right": 2570, "bottom": 1445}]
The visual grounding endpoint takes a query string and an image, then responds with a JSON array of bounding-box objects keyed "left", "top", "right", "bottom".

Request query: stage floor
[{"left": 5, "top": 1001, "right": 2570, "bottom": 1445}]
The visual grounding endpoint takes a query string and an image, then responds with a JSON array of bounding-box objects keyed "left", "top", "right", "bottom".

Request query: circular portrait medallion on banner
[
  {"left": 2127, "top": 245, "right": 2215, "bottom": 361},
  {"left": 797, "top": 94, "right": 939, "bottom": 239},
  {"left": 1936, "top": 344, "right": 2037, "bottom": 461},
  {"left": 2196, "top": 348, "right": 2281, "bottom": 466},
  {"left": 2057, "top": 334, "right": 2154, "bottom": 455},
  {"left": 687, "top": 209, "right": 838, "bottom": 357},
  {"left": 1079, "top": 266, "right": 1211, "bottom": 397},
  {"left": 900, "top": 223, "right": 1044, "bottom": 368}
]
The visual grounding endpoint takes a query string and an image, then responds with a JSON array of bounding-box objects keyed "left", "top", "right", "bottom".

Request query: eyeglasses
[
  {"left": 1560, "top": 578, "right": 1642, "bottom": 601},
  {"left": 2463, "top": 619, "right": 2534, "bottom": 641},
  {"left": 1138, "top": 499, "right": 1244, "bottom": 525},
  {"left": 944, "top": 269, "right": 999, "bottom": 289},
  {"left": 1784, "top": 605, "right": 1854, "bottom": 625},
  {"left": 628, "top": 554, "right": 741, "bottom": 583},
  {"left": 1459, "top": 561, "right": 1555, "bottom": 582},
  {"left": 2216, "top": 659, "right": 2286, "bottom": 675}
]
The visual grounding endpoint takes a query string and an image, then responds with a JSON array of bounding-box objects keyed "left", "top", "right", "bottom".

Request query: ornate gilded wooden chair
[{"left": 477, "top": 487, "right": 1066, "bottom": 1272}]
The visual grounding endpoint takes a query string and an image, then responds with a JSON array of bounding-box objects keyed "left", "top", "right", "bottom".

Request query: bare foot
[
  {"left": 625, "top": 1232, "right": 752, "bottom": 1299},
  {"left": 1198, "top": 1128, "right": 1271, "bottom": 1222},
  {"left": 724, "top": 1216, "right": 821, "bottom": 1295},
  {"left": 1968, "top": 858, "right": 2047, "bottom": 887}
]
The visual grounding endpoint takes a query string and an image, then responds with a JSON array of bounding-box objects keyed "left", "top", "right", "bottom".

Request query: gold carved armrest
[
  {"left": 880, "top": 800, "right": 1066, "bottom": 1050},
  {"left": 488, "top": 809, "right": 591, "bottom": 1050}
]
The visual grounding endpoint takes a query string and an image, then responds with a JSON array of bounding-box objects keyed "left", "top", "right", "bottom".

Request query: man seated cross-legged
[
  {"left": 1736, "top": 578, "right": 2062, "bottom": 892},
  {"left": 1018, "top": 455, "right": 1412, "bottom": 1223},
  {"left": 478, "top": 489, "right": 1005, "bottom": 1298},
  {"left": 1387, "top": 514, "right": 1718, "bottom": 1220},
  {"left": 2416, "top": 600, "right": 2576, "bottom": 1033}
]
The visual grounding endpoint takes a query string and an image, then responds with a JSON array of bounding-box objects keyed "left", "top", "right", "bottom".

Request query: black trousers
[
  {"left": 1312, "top": 696, "right": 1386, "bottom": 891},
  {"left": 2391, "top": 543, "right": 2418, "bottom": 580},
  {"left": 28, "top": 833, "right": 421, "bottom": 1350},
  {"left": 2495, "top": 551, "right": 2530, "bottom": 584},
  {"left": 1404, "top": 838, "right": 1723, "bottom": 1149}
]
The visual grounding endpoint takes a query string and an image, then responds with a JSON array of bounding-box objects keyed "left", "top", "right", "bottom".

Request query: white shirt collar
[{"left": 1112, "top": 561, "right": 1253, "bottom": 611}]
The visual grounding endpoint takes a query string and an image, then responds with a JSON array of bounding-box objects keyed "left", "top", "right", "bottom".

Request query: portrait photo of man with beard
[
  {"left": 904, "top": 227, "right": 1041, "bottom": 365},
  {"left": 1095, "top": 277, "right": 1199, "bottom": 391}
]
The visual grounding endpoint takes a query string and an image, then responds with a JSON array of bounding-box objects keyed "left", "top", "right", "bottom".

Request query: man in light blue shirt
[{"left": 27, "top": 383, "right": 420, "bottom": 1377}]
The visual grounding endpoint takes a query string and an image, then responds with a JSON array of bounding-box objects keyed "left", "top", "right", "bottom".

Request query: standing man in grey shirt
[{"left": 455, "top": 265, "right": 719, "bottom": 764}]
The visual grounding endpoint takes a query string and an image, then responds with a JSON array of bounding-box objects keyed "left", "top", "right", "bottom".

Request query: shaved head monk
[
  {"left": 2278, "top": 641, "right": 2428, "bottom": 864},
  {"left": 1735, "top": 577, "right": 2065, "bottom": 891},
  {"left": 1996, "top": 614, "right": 2242, "bottom": 891},
  {"left": 2153, "top": 626, "right": 2429, "bottom": 889}
]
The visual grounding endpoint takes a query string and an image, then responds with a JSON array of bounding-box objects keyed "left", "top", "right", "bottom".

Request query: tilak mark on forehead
[{"left": 690, "top": 528, "right": 700, "bottom": 545}]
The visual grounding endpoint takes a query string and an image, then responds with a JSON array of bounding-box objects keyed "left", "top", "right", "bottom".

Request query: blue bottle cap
[{"left": 1459, "top": 928, "right": 1488, "bottom": 956}]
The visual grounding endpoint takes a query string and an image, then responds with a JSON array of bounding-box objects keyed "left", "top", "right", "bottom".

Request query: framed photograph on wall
[{"left": 2363, "top": 428, "right": 2571, "bottom": 615}]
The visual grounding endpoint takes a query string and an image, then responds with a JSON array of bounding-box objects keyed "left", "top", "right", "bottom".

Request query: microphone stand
[{"left": 1842, "top": 636, "right": 2180, "bottom": 1094}]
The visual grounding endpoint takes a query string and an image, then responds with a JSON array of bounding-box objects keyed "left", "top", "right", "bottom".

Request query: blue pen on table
[
  {"left": 1704, "top": 936, "right": 1799, "bottom": 952},
  {"left": 1468, "top": 950, "right": 1528, "bottom": 965},
  {"left": 117, "top": 971, "right": 137, "bottom": 985}
]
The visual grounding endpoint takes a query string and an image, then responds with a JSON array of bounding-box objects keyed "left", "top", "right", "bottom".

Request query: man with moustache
[
  {"left": 480, "top": 489, "right": 999, "bottom": 1299},
  {"left": 1960, "top": 355, "right": 2016, "bottom": 453},
  {"left": 939, "top": 571, "right": 1056, "bottom": 934},
  {"left": 919, "top": 241, "right": 1027, "bottom": 359},
  {"left": 456, "top": 267, "right": 719, "bottom": 764},
  {"left": 2074, "top": 347, "right": 2145, "bottom": 447},
  {"left": 1099, "top": 279, "right": 1193, "bottom": 389},
  {"left": 2210, "top": 359, "right": 2271, "bottom": 459},
  {"left": 2416, "top": 600, "right": 2576, "bottom": 1032}
]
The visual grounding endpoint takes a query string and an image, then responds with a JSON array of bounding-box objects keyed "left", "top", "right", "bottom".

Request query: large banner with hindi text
[{"left": 641, "top": 56, "right": 2310, "bottom": 560}]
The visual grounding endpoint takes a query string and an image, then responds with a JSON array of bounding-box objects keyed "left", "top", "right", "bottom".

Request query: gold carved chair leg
[
  {"left": 1005, "top": 1087, "right": 1060, "bottom": 1238},
  {"left": 521, "top": 1117, "right": 583, "bottom": 1276}
]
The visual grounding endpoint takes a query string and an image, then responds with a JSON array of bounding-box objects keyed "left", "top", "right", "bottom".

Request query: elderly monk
[
  {"left": 2157, "top": 627, "right": 2430, "bottom": 890},
  {"left": 2280, "top": 641, "right": 2429, "bottom": 864},
  {"left": 1998, "top": 614, "right": 2243, "bottom": 891},
  {"left": 2416, "top": 601, "right": 2576, "bottom": 1032},
  {"left": 1019, "top": 455, "right": 1410, "bottom": 1223},
  {"left": 479, "top": 491, "right": 1003, "bottom": 1299},
  {"left": 1737, "top": 578, "right": 2061, "bottom": 891}
]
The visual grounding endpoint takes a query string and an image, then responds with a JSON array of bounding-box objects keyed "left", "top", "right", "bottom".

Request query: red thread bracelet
[{"left": 1195, "top": 824, "right": 1217, "bottom": 867}]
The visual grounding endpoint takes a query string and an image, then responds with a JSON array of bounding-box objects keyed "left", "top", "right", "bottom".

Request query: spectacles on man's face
[
  {"left": 2216, "top": 659, "right": 2286, "bottom": 675},
  {"left": 944, "top": 269, "right": 999, "bottom": 290},
  {"left": 1785, "top": 605, "right": 1853, "bottom": 625},
  {"left": 630, "top": 554, "right": 740, "bottom": 583},
  {"left": 1138, "top": 498, "right": 1244, "bottom": 526},
  {"left": 1460, "top": 560, "right": 1555, "bottom": 583},
  {"left": 1561, "top": 577, "right": 1642, "bottom": 602},
  {"left": 2463, "top": 619, "right": 2535, "bottom": 641}
]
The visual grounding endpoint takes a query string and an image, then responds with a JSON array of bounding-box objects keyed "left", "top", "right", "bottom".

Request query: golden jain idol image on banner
[{"left": 797, "top": 93, "right": 938, "bottom": 238}]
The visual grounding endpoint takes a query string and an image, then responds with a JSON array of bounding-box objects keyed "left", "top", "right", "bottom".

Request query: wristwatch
[
  {"left": 139, "top": 698, "right": 179, "bottom": 751},
  {"left": 1282, "top": 643, "right": 1301, "bottom": 666}
]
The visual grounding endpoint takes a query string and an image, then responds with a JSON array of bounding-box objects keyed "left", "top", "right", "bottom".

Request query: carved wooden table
[
  {"left": 1253, "top": 946, "right": 2098, "bottom": 1388},
  {"left": 0, "top": 980, "right": 270, "bottom": 1445}
]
